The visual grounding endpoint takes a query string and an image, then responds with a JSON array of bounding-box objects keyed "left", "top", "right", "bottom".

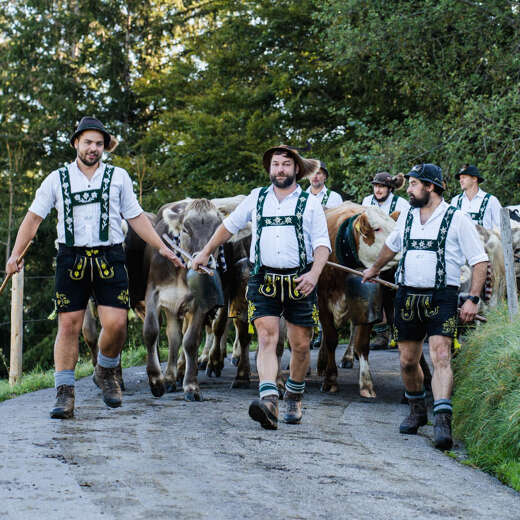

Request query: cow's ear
[
  {"left": 355, "top": 213, "right": 375, "bottom": 245},
  {"left": 390, "top": 210, "right": 400, "bottom": 221}
]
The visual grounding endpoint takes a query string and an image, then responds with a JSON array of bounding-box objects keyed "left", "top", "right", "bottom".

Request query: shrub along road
[{"left": 1, "top": 347, "right": 518, "bottom": 519}]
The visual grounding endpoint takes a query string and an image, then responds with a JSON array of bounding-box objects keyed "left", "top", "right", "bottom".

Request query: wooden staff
[
  {"left": 326, "top": 260, "right": 487, "bottom": 323},
  {"left": 326, "top": 260, "right": 398, "bottom": 290},
  {"left": 0, "top": 241, "right": 32, "bottom": 296}
]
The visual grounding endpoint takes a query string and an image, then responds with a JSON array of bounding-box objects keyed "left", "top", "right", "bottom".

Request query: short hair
[{"left": 422, "top": 181, "right": 443, "bottom": 196}]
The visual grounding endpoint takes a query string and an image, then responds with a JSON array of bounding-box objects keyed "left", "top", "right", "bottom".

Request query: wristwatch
[{"left": 467, "top": 295, "right": 480, "bottom": 304}]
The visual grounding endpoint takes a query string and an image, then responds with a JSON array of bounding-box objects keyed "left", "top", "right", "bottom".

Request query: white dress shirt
[
  {"left": 224, "top": 184, "right": 331, "bottom": 268},
  {"left": 29, "top": 160, "right": 143, "bottom": 246},
  {"left": 362, "top": 193, "right": 410, "bottom": 215},
  {"left": 306, "top": 185, "right": 343, "bottom": 209},
  {"left": 450, "top": 188, "right": 502, "bottom": 230},
  {"left": 385, "top": 201, "right": 488, "bottom": 288}
]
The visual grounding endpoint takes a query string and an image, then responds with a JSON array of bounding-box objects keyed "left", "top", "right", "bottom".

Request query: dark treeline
[{"left": 1, "top": 0, "right": 519, "bottom": 375}]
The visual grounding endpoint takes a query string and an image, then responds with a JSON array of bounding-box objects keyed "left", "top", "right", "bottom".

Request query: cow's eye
[{"left": 373, "top": 227, "right": 381, "bottom": 232}]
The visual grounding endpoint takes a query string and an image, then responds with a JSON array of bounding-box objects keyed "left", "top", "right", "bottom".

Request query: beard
[
  {"left": 270, "top": 172, "right": 296, "bottom": 188},
  {"left": 409, "top": 190, "right": 430, "bottom": 208},
  {"left": 374, "top": 192, "right": 390, "bottom": 203},
  {"left": 78, "top": 150, "right": 101, "bottom": 167}
]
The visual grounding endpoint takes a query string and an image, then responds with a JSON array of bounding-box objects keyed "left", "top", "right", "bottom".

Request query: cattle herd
[{"left": 81, "top": 197, "right": 520, "bottom": 402}]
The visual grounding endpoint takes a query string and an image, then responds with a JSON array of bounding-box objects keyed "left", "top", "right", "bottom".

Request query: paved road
[{"left": 1, "top": 347, "right": 518, "bottom": 520}]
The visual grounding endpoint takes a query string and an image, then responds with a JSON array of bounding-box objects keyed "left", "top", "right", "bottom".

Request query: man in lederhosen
[
  {"left": 362, "top": 171, "right": 411, "bottom": 349},
  {"left": 193, "top": 145, "right": 331, "bottom": 429},
  {"left": 362, "top": 171, "right": 410, "bottom": 215},
  {"left": 362, "top": 164, "right": 488, "bottom": 450},
  {"left": 306, "top": 162, "right": 343, "bottom": 209},
  {"left": 5, "top": 117, "right": 182, "bottom": 418},
  {"left": 450, "top": 164, "right": 501, "bottom": 230}
]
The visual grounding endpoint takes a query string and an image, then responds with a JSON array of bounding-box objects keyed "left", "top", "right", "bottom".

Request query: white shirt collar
[
  {"left": 71, "top": 160, "right": 105, "bottom": 181},
  {"left": 307, "top": 185, "right": 327, "bottom": 196},
  {"left": 268, "top": 183, "right": 302, "bottom": 199},
  {"left": 411, "top": 199, "right": 449, "bottom": 225},
  {"left": 462, "top": 187, "right": 486, "bottom": 201}
]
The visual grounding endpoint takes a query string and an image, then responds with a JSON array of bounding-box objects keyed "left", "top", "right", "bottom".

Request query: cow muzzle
[{"left": 186, "top": 268, "right": 225, "bottom": 312}]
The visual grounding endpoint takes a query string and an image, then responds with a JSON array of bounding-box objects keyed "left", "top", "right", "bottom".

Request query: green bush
[{"left": 453, "top": 305, "right": 520, "bottom": 490}]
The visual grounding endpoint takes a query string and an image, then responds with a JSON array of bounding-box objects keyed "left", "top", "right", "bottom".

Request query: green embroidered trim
[
  {"left": 398, "top": 206, "right": 456, "bottom": 288},
  {"left": 252, "top": 187, "right": 309, "bottom": 275},
  {"left": 442, "top": 316, "right": 457, "bottom": 335},
  {"left": 321, "top": 189, "right": 330, "bottom": 207},
  {"left": 389, "top": 194, "right": 398, "bottom": 213},
  {"left": 55, "top": 292, "right": 70, "bottom": 309},
  {"left": 456, "top": 192, "right": 491, "bottom": 225},
  {"left": 58, "top": 165, "right": 114, "bottom": 246}
]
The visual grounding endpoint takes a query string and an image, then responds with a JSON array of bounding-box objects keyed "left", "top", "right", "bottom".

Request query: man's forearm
[
  {"left": 10, "top": 212, "right": 42, "bottom": 258},
  {"left": 202, "top": 224, "right": 233, "bottom": 255},
  {"left": 127, "top": 212, "right": 164, "bottom": 250},
  {"left": 372, "top": 244, "right": 398, "bottom": 272},
  {"left": 470, "top": 261, "right": 488, "bottom": 296},
  {"left": 310, "top": 246, "right": 330, "bottom": 277}
]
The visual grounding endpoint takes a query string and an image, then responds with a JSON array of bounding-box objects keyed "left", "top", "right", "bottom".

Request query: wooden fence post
[
  {"left": 9, "top": 266, "right": 23, "bottom": 387},
  {"left": 500, "top": 208, "right": 519, "bottom": 322}
]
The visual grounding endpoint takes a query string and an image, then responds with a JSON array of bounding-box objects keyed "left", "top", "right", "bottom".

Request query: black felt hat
[
  {"left": 70, "top": 116, "right": 118, "bottom": 152},
  {"left": 455, "top": 164, "right": 484, "bottom": 183},
  {"left": 405, "top": 163, "right": 445, "bottom": 191},
  {"left": 263, "top": 144, "right": 320, "bottom": 181},
  {"left": 319, "top": 161, "right": 329, "bottom": 178}
]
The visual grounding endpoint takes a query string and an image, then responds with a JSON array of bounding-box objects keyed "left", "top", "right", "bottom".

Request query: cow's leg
[
  {"left": 231, "top": 330, "right": 241, "bottom": 366},
  {"left": 340, "top": 326, "right": 355, "bottom": 369},
  {"left": 353, "top": 324, "right": 376, "bottom": 398},
  {"left": 82, "top": 300, "right": 99, "bottom": 367},
  {"left": 276, "top": 318, "right": 287, "bottom": 397},
  {"left": 164, "top": 310, "right": 182, "bottom": 393},
  {"left": 198, "top": 325, "right": 212, "bottom": 370},
  {"left": 182, "top": 312, "right": 205, "bottom": 401},
  {"left": 219, "top": 318, "right": 231, "bottom": 367},
  {"left": 206, "top": 306, "right": 228, "bottom": 378},
  {"left": 143, "top": 290, "right": 165, "bottom": 397},
  {"left": 231, "top": 318, "right": 252, "bottom": 389},
  {"left": 319, "top": 309, "right": 339, "bottom": 393}
]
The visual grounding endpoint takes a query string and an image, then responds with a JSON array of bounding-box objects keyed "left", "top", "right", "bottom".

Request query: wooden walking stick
[
  {"left": 0, "top": 241, "right": 32, "bottom": 296},
  {"left": 325, "top": 260, "right": 487, "bottom": 323}
]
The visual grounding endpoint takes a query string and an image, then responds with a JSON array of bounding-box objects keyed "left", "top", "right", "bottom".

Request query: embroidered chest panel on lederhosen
[
  {"left": 397, "top": 206, "right": 456, "bottom": 289},
  {"left": 58, "top": 165, "right": 114, "bottom": 246},
  {"left": 456, "top": 192, "right": 490, "bottom": 226},
  {"left": 372, "top": 193, "right": 398, "bottom": 214},
  {"left": 321, "top": 189, "right": 331, "bottom": 207},
  {"left": 252, "top": 186, "right": 309, "bottom": 275}
]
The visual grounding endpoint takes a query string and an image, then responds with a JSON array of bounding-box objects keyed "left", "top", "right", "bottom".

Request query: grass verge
[{"left": 453, "top": 304, "right": 520, "bottom": 491}]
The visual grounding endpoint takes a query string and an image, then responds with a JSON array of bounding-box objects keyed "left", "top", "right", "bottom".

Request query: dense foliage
[
  {"left": 453, "top": 306, "right": 520, "bottom": 491},
  {"left": 1, "top": 0, "right": 519, "bottom": 375}
]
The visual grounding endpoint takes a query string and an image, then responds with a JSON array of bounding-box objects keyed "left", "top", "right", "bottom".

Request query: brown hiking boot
[
  {"left": 434, "top": 412, "right": 453, "bottom": 451},
  {"left": 93, "top": 365, "right": 122, "bottom": 408},
  {"left": 399, "top": 398, "right": 428, "bottom": 434},
  {"left": 283, "top": 391, "right": 303, "bottom": 424},
  {"left": 248, "top": 395, "right": 278, "bottom": 430},
  {"left": 50, "top": 385, "right": 75, "bottom": 419}
]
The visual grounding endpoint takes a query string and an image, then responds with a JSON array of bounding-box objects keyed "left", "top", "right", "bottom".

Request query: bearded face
[{"left": 269, "top": 153, "right": 298, "bottom": 188}]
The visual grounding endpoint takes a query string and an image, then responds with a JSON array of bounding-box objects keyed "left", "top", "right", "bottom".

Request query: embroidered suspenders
[
  {"left": 321, "top": 189, "right": 331, "bottom": 207},
  {"left": 58, "top": 165, "right": 114, "bottom": 246},
  {"left": 456, "top": 192, "right": 491, "bottom": 225},
  {"left": 252, "top": 186, "right": 309, "bottom": 275},
  {"left": 397, "top": 206, "right": 457, "bottom": 289},
  {"left": 372, "top": 193, "right": 398, "bottom": 214}
]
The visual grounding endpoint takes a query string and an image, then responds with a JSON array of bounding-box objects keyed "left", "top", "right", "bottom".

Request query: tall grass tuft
[{"left": 453, "top": 304, "right": 520, "bottom": 491}]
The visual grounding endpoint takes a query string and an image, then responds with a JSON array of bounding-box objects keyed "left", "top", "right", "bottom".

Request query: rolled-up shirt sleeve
[
  {"left": 28, "top": 171, "right": 59, "bottom": 219},
  {"left": 385, "top": 210, "right": 405, "bottom": 253},
  {"left": 309, "top": 201, "right": 331, "bottom": 252},
  {"left": 223, "top": 190, "right": 256, "bottom": 234},
  {"left": 457, "top": 212, "right": 489, "bottom": 266},
  {"left": 119, "top": 169, "right": 143, "bottom": 220}
]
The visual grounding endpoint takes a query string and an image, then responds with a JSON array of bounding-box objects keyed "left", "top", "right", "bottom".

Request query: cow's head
[{"left": 354, "top": 206, "right": 400, "bottom": 270}]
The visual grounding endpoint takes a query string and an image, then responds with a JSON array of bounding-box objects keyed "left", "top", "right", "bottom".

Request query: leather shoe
[
  {"left": 50, "top": 385, "right": 75, "bottom": 419},
  {"left": 399, "top": 398, "right": 427, "bottom": 434},
  {"left": 248, "top": 395, "right": 278, "bottom": 430}
]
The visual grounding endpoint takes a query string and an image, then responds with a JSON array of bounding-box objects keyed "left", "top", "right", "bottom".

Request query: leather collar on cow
[{"left": 335, "top": 214, "right": 362, "bottom": 268}]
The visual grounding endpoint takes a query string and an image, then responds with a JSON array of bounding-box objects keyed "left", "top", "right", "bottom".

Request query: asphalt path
[{"left": 1, "top": 346, "right": 519, "bottom": 520}]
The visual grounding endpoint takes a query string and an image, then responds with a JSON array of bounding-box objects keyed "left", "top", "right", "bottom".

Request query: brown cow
[{"left": 317, "top": 202, "right": 400, "bottom": 398}]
